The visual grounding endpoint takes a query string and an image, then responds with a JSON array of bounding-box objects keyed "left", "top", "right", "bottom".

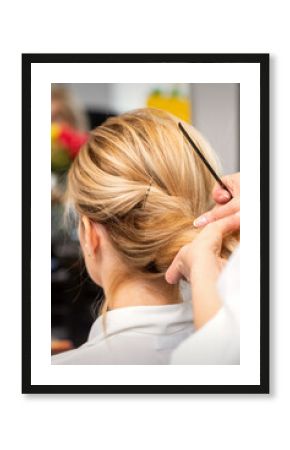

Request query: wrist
[
  {"left": 191, "top": 283, "right": 222, "bottom": 330},
  {"left": 189, "top": 258, "right": 220, "bottom": 287},
  {"left": 189, "top": 265, "right": 222, "bottom": 330}
]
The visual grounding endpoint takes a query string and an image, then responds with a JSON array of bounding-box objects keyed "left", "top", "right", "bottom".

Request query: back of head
[{"left": 66, "top": 108, "right": 238, "bottom": 305}]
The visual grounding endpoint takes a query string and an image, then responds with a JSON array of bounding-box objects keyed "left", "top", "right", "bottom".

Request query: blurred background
[{"left": 51, "top": 83, "right": 240, "bottom": 355}]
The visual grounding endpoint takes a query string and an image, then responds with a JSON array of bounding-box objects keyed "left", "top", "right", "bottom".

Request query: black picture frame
[{"left": 22, "top": 53, "right": 269, "bottom": 394}]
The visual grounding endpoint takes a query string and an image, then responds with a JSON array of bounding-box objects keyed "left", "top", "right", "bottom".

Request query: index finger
[{"left": 194, "top": 197, "right": 240, "bottom": 227}]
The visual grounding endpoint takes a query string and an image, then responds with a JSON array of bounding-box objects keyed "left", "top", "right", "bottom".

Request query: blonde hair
[{"left": 65, "top": 108, "right": 238, "bottom": 314}]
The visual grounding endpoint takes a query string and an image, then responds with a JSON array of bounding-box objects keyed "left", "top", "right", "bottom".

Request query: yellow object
[
  {"left": 51, "top": 122, "right": 61, "bottom": 140},
  {"left": 147, "top": 91, "right": 191, "bottom": 123}
]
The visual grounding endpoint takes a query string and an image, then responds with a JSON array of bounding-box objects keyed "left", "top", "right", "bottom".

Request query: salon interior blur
[{"left": 51, "top": 83, "right": 240, "bottom": 355}]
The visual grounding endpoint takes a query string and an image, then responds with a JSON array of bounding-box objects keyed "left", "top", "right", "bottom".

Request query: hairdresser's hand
[
  {"left": 165, "top": 212, "right": 240, "bottom": 329},
  {"left": 193, "top": 172, "right": 240, "bottom": 228}
]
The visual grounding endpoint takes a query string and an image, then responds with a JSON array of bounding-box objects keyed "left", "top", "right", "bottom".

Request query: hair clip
[{"left": 142, "top": 178, "right": 153, "bottom": 209}]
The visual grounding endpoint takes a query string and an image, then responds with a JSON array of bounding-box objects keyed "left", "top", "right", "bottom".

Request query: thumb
[{"left": 165, "top": 251, "right": 185, "bottom": 285}]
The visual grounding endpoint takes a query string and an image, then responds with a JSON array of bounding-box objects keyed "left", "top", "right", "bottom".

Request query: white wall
[
  {"left": 68, "top": 83, "right": 111, "bottom": 111},
  {"left": 190, "top": 83, "right": 240, "bottom": 174},
  {"left": 108, "top": 83, "right": 190, "bottom": 113}
]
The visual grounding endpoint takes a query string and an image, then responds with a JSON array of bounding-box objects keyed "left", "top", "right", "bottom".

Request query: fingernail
[{"left": 193, "top": 216, "right": 208, "bottom": 228}]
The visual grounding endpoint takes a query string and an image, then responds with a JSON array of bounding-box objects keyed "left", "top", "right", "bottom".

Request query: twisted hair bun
[{"left": 66, "top": 108, "right": 238, "bottom": 308}]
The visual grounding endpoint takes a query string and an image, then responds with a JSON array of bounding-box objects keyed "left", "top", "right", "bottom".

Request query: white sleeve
[{"left": 170, "top": 246, "right": 240, "bottom": 365}]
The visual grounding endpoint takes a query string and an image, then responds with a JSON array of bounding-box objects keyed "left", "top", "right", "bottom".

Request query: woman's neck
[{"left": 104, "top": 277, "right": 181, "bottom": 310}]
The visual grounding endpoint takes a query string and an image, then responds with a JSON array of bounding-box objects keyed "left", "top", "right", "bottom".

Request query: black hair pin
[{"left": 178, "top": 122, "right": 232, "bottom": 199}]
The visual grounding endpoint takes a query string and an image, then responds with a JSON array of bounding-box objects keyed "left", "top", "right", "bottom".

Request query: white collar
[{"left": 87, "top": 301, "right": 194, "bottom": 343}]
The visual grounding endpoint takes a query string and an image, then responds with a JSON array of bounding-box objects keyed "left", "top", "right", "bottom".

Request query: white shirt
[
  {"left": 52, "top": 300, "right": 194, "bottom": 365},
  {"left": 171, "top": 246, "right": 240, "bottom": 364}
]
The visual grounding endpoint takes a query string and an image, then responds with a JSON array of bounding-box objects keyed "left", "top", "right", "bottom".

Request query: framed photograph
[{"left": 22, "top": 53, "right": 269, "bottom": 394}]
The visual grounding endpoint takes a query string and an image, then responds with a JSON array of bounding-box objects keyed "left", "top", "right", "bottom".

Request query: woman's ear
[{"left": 81, "top": 216, "right": 100, "bottom": 257}]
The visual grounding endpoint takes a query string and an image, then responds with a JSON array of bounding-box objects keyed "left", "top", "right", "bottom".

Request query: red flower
[{"left": 58, "top": 126, "right": 88, "bottom": 158}]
